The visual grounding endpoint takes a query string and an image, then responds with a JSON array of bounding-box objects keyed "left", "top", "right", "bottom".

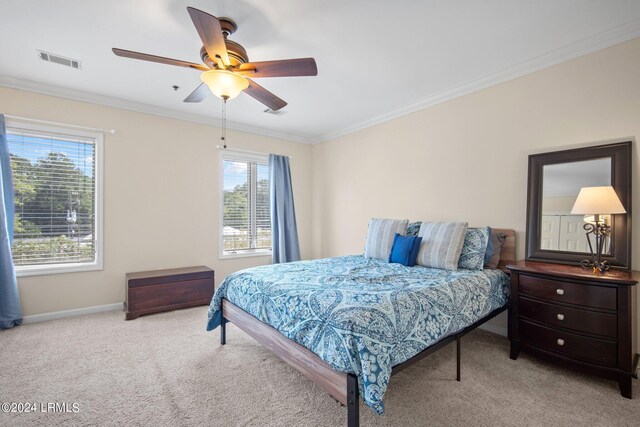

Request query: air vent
[
  {"left": 263, "top": 108, "right": 286, "bottom": 116},
  {"left": 37, "top": 50, "right": 81, "bottom": 69}
]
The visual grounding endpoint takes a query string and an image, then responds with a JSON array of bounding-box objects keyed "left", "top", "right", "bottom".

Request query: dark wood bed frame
[{"left": 219, "top": 229, "right": 516, "bottom": 426}]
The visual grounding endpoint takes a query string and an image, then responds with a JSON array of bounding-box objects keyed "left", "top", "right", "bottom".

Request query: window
[
  {"left": 6, "top": 121, "right": 103, "bottom": 276},
  {"left": 220, "top": 151, "right": 270, "bottom": 258}
]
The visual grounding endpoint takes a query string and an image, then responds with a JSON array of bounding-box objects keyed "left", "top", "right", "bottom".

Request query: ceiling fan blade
[
  {"left": 183, "top": 83, "right": 210, "bottom": 103},
  {"left": 244, "top": 79, "right": 287, "bottom": 111},
  {"left": 187, "top": 7, "right": 230, "bottom": 67},
  {"left": 112, "top": 48, "right": 208, "bottom": 71},
  {"left": 235, "top": 58, "right": 318, "bottom": 78}
]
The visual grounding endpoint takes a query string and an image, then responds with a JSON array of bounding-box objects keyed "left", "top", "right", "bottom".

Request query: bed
[{"left": 207, "top": 229, "right": 515, "bottom": 426}]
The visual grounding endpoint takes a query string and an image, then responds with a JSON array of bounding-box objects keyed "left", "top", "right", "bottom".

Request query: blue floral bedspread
[{"left": 207, "top": 255, "right": 509, "bottom": 415}]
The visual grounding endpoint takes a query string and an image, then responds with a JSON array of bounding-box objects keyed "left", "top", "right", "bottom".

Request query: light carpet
[{"left": 0, "top": 307, "right": 638, "bottom": 426}]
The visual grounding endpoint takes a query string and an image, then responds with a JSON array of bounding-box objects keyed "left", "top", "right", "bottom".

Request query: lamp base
[
  {"left": 580, "top": 215, "right": 611, "bottom": 274},
  {"left": 580, "top": 259, "right": 610, "bottom": 274}
]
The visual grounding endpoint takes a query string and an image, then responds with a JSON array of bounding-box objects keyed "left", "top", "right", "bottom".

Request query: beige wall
[
  {"left": 0, "top": 87, "right": 313, "bottom": 316},
  {"left": 311, "top": 38, "right": 640, "bottom": 336}
]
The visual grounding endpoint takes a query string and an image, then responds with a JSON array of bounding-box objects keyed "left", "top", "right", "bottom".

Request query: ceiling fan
[{"left": 113, "top": 6, "right": 317, "bottom": 111}]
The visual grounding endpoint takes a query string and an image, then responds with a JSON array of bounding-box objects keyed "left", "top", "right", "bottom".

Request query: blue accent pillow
[
  {"left": 458, "top": 227, "right": 490, "bottom": 270},
  {"left": 389, "top": 233, "right": 422, "bottom": 267}
]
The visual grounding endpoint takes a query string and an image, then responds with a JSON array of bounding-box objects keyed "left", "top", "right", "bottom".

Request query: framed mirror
[{"left": 525, "top": 141, "right": 632, "bottom": 269}]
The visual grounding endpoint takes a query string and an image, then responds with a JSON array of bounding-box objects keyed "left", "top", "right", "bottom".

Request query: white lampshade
[
  {"left": 200, "top": 70, "right": 249, "bottom": 100},
  {"left": 571, "top": 186, "right": 626, "bottom": 215}
]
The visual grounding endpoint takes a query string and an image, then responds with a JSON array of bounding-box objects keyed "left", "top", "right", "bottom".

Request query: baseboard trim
[
  {"left": 479, "top": 323, "right": 507, "bottom": 337},
  {"left": 22, "top": 303, "right": 123, "bottom": 324}
]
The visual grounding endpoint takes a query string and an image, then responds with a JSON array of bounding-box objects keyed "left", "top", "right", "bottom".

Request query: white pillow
[
  {"left": 416, "top": 222, "right": 468, "bottom": 270},
  {"left": 364, "top": 218, "right": 409, "bottom": 261}
]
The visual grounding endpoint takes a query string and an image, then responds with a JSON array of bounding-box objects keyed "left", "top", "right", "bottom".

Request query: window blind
[
  {"left": 7, "top": 128, "right": 97, "bottom": 266},
  {"left": 222, "top": 157, "right": 271, "bottom": 254}
]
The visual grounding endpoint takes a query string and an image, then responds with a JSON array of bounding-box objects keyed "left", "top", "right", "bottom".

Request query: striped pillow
[
  {"left": 364, "top": 218, "right": 409, "bottom": 261},
  {"left": 416, "top": 222, "right": 468, "bottom": 271}
]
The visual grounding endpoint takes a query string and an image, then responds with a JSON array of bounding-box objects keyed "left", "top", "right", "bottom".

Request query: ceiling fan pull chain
[{"left": 221, "top": 97, "right": 228, "bottom": 149}]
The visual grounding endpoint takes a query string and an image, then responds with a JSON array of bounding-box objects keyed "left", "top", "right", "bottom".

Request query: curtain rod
[
  {"left": 3, "top": 114, "right": 116, "bottom": 134},
  {"left": 216, "top": 145, "right": 291, "bottom": 159}
]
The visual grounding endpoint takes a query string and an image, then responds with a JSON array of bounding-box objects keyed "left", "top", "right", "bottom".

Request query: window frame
[
  {"left": 219, "top": 150, "right": 271, "bottom": 260},
  {"left": 6, "top": 119, "right": 104, "bottom": 277}
]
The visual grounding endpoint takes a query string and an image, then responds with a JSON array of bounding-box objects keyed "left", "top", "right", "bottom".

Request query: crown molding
[
  {"left": 0, "top": 75, "right": 315, "bottom": 144},
  {"left": 312, "top": 20, "right": 640, "bottom": 144}
]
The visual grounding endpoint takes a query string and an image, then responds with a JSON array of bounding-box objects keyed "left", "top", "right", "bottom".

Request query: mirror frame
[{"left": 525, "top": 141, "right": 632, "bottom": 269}]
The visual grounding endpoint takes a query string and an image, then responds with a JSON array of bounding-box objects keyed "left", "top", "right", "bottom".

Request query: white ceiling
[
  {"left": 543, "top": 158, "right": 611, "bottom": 197},
  {"left": 1, "top": 1, "right": 640, "bottom": 143}
]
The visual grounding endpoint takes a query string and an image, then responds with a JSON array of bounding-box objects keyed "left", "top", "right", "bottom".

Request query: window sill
[
  {"left": 15, "top": 261, "right": 103, "bottom": 277},
  {"left": 219, "top": 250, "right": 272, "bottom": 260}
]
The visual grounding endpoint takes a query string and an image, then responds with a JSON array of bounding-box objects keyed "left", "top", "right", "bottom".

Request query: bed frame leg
[
  {"left": 456, "top": 336, "right": 461, "bottom": 382},
  {"left": 347, "top": 373, "right": 359, "bottom": 427},
  {"left": 220, "top": 317, "right": 227, "bottom": 345}
]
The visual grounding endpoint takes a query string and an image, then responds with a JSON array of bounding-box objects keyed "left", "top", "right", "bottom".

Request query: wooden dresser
[
  {"left": 125, "top": 266, "right": 214, "bottom": 320},
  {"left": 507, "top": 260, "right": 638, "bottom": 397}
]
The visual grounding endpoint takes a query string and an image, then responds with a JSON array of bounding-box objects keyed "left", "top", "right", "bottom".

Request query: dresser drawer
[
  {"left": 519, "top": 320, "right": 617, "bottom": 367},
  {"left": 519, "top": 274, "right": 616, "bottom": 310},
  {"left": 518, "top": 297, "right": 617, "bottom": 338}
]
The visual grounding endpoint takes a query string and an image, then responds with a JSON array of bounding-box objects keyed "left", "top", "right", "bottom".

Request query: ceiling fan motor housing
[
  {"left": 224, "top": 40, "right": 249, "bottom": 65},
  {"left": 200, "top": 17, "right": 249, "bottom": 68},
  {"left": 218, "top": 17, "right": 237, "bottom": 37}
]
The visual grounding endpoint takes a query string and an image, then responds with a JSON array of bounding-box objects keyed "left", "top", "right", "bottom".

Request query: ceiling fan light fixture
[
  {"left": 200, "top": 69, "right": 248, "bottom": 100},
  {"left": 113, "top": 7, "right": 316, "bottom": 110}
]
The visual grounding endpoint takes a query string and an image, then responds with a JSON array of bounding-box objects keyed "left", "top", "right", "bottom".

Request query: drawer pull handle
[
  {"left": 557, "top": 314, "right": 565, "bottom": 321},
  {"left": 557, "top": 338, "right": 565, "bottom": 346},
  {"left": 556, "top": 289, "right": 565, "bottom": 295}
]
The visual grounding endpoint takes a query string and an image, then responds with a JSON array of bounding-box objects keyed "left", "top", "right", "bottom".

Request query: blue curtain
[
  {"left": 0, "top": 114, "right": 22, "bottom": 329},
  {"left": 269, "top": 154, "right": 300, "bottom": 263}
]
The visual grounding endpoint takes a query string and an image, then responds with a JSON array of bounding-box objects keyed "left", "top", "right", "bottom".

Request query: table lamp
[{"left": 571, "top": 186, "right": 626, "bottom": 273}]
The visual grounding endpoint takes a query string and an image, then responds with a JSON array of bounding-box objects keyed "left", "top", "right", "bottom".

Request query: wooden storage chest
[{"left": 125, "top": 266, "right": 215, "bottom": 320}]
